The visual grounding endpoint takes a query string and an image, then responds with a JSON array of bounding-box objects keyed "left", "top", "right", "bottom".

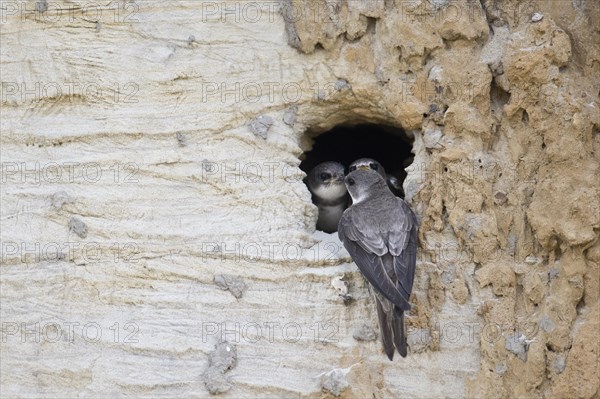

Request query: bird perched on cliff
[
  {"left": 307, "top": 161, "right": 349, "bottom": 233},
  {"left": 349, "top": 158, "right": 404, "bottom": 198},
  {"left": 338, "top": 167, "right": 418, "bottom": 359}
]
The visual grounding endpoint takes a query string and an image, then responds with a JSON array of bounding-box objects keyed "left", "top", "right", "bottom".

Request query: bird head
[
  {"left": 308, "top": 161, "right": 347, "bottom": 200},
  {"left": 348, "top": 158, "right": 386, "bottom": 178},
  {"left": 344, "top": 169, "right": 388, "bottom": 204}
]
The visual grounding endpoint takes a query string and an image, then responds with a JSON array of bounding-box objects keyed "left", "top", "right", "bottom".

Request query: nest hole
[{"left": 300, "top": 123, "right": 414, "bottom": 232}]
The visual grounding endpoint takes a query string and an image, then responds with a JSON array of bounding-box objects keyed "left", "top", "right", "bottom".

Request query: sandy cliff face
[{"left": 1, "top": 0, "right": 599, "bottom": 398}]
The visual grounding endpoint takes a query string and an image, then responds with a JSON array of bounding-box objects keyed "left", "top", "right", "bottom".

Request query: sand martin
[
  {"left": 349, "top": 158, "right": 404, "bottom": 198},
  {"left": 307, "top": 161, "right": 349, "bottom": 233},
  {"left": 338, "top": 168, "right": 418, "bottom": 359}
]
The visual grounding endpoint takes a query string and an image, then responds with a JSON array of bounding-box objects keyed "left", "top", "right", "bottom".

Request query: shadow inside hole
[{"left": 300, "top": 124, "right": 414, "bottom": 187}]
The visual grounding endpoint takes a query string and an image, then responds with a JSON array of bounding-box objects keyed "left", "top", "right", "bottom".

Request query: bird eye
[
  {"left": 320, "top": 173, "right": 331, "bottom": 180},
  {"left": 349, "top": 165, "right": 356, "bottom": 172},
  {"left": 347, "top": 178, "right": 355, "bottom": 186},
  {"left": 370, "top": 163, "right": 378, "bottom": 171}
]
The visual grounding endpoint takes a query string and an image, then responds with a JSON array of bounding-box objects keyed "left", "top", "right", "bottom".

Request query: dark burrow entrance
[{"left": 300, "top": 123, "right": 414, "bottom": 232}]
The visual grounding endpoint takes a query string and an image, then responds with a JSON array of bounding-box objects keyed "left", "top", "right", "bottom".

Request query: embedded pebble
[
  {"left": 248, "top": 115, "right": 274, "bottom": 139},
  {"left": 68, "top": 217, "right": 88, "bottom": 239},
  {"left": 214, "top": 274, "right": 247, "bottom": 299}
]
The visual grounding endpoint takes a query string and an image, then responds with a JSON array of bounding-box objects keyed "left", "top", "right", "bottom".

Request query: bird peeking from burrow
[
  {"left": 338, "top": 166, "right": 418, "bottom": 359},
  {"left": 307, "top": 161, "right": 349, "bottom": 233},
  {"left": 349, "top": 158, "right": 404, "bottom": 198}
]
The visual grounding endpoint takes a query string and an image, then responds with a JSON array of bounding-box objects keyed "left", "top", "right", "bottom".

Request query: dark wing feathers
[
  {"left": 339, "top": 196, "right": 417, "bottom": 359},
  {"left": 375, "top": 296, "right": 395, "bottom": 360},
  {"left": 340, "top": 235, "right": 411, "bottom": 310},
  {"left": 387, "top": 199, "right": 415, "bottom": 255},
  {"left": 392, "top": 307, "right": 407, "bottom": 358},
  {"left": 340, "top": 214, "right": 387, "bottom": 256},
  {"left": 393, "top": 201, "right": 418, "bottom": 298},
  {"left": 394, "top": 223, "right": 417, "bottom": 298},
  {"left": 338, "top": 199, "right": 417, "bottom": 311},
  {"left": 375, "top": 291, "right": 408, "bottom": 360},
  {"left": 338, "top": 207, "right": 388, "bottom": 256}
]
